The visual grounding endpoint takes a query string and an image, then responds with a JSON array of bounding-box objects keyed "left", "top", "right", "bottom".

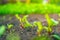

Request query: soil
[{"left": 0, "top": 14, "right": 60, "bottom": 40}]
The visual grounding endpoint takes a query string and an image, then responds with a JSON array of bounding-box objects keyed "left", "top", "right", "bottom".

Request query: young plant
[
  {"left": 33, "top": 21, "right": 43, "bottom": 36},
  {"left": 15, "top": 14, "right": 32, "bottom": 28},
  {"left": 45, "top": 14, "right": 59, "bottom": 33},
  {"left": 21, "top": 15, "right": 32, "bottom": 28},
  {"left": 7, "top": 24, "right": 13, "bottom": 30},
  {"left": 15, "top": 14, "right": 24, "bottom": 29},
  {"left": 0, "top": 25, "right": 6, "bottom": 37},
  {"left": 45, "top": 14, "right": 59, "bottom": 27}
]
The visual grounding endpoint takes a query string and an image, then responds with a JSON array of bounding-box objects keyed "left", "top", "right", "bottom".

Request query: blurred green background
[{"left": 0, "top": 0, "right": 60, "bottom": 15}]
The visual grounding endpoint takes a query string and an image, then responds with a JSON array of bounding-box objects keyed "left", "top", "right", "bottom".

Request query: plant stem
[{"left": 15, "top": 14, "right": 24, "bottom": 29}]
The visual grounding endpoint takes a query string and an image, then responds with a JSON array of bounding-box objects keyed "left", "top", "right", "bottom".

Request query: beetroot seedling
[
  {"left": 22, "top": 15, "right": 32, "bottom": 28},
  {"left": 45, "top": 14, "right": 59, "bottom": 27},
  {"left": 45, "top": 14, "right": 59, "bottom": 34},
  {"left": 34, "top": 21, "right": 43, "bottom": 36},
  {"left": 15, "top": 14, "right": 32, "bottom": 29},
  {"left": 15, "top": 14, "right": 24, "bottom": 29}
]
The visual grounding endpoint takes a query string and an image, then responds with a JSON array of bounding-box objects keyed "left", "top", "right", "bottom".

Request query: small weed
[{"left": 7, "top": 24, "right": 13, "bottom": 30}]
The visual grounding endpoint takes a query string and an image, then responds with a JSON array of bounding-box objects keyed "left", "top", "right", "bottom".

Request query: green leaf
[
  {"left": 51, "top": 18, "right": 59, "bottom": 26},
  {"left": 15, "top": 14, "right": 21, "bottom": 22},
  {"left": 45, "top": 14, "right": 52, "bottom": 27},
  {"left": 34, "top": 21, "right": 43, "bottom": 32},
  {"left": 22, "top": 15, "right": 32, "bottom": 28},
  {"left": 7, "top": 24, "right": 13, "bottom": 29},
  {"left": 0, "top": 25, "right": 6, "bottom": 36},
  {"left": 52, "top": 34, "right": 60, "bottom": 40},
  {"left": 44, "top": 27, "right": 52, "bottom": 32},
  {"left": 45, "top": 14, "right": 58, "bottom": 27},
  {"left": 15, "top": 14, "right": 32, "bottom": 28}
]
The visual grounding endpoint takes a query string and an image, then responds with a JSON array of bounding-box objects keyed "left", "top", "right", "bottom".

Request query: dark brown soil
[{"left": 0, "top": 14, "right": 60, "bottom": 40}]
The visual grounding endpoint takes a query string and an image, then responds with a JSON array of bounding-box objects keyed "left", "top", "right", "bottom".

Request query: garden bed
[{"left": 0, "top": 14, "right": 60, "bottom": 40}]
